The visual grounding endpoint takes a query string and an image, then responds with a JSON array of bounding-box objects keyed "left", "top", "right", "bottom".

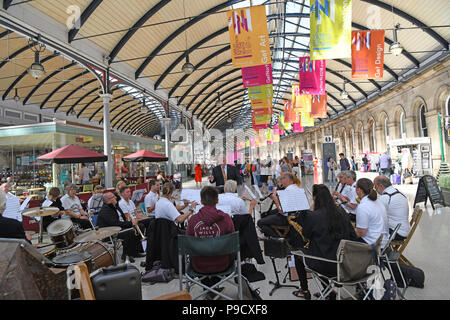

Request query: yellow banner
[
  {"left": 292, "top": 84, "right": 311, "bottom": 112},
  {"left": 227, "top": 5, "right": 271, "bottom": 68},
  {"left": 310, "top": 0, "right": 352, "bottom": 60},
  {"left": 300, "top": 112, "right": 315, "bottom": 127},
  {"left": 251, "top": 98, "right": 272, "bottom": 110}
]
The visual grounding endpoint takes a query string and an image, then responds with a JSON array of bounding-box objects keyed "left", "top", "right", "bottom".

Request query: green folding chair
[
  {"left": 82, "top": 184, "right": 94, "bottom": 193},
  {"left": 178, "top": 231, "right": 243, "bottom": 300}
]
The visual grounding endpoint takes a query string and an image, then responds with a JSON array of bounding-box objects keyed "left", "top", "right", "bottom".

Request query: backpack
[
  {"left": 251, "top": 165, "right": 256, "bottom": 172},
  {"left": 141, "top": 265, "right": 174, "bottom": 284},
  {"left": 241, "top": 263, "right": 266, "bottom": 283}
]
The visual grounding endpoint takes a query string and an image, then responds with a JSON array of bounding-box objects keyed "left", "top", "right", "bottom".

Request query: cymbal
[
  {"left": 22, "top": 207, "right": 60, "bottom": 217},
  {"left": 74, "top": 226, "right": 121, "bottom": 243}
]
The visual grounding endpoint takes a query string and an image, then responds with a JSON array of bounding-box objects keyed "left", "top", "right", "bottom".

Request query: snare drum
[
  {"left": 52, "top": 250, "right": 92, "bottom": 271},
  {"left": 47, "top": 219, "right": 75, "bottom": 249}
]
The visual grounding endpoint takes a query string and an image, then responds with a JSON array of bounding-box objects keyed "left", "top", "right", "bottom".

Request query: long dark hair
[
  {"left": 313, "top": 184, "right": 348, "bottom": 241},
  {"left": 356, "top": 178, "right": 377, "bottom": 201}
]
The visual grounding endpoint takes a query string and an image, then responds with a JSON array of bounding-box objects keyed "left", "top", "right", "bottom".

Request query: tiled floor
[{"left": 134, "top": 172, "right": 450, "bottom": 300}]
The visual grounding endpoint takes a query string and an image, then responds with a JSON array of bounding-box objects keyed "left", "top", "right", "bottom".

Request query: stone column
[
  {"left": 424, "top": 110, "right": 441, "bottom": 174},
  {"left": 314, "top": 131, "right": 318, "bottom": 157},
  {"left": 100, "top": 93, "right": 114, "bottom": 189},
  {"left": 164, "top": 117, "right": 172, "bottom": 175},
  {"left": 375, "top": 125, "right": 384, "bottom": 153}
]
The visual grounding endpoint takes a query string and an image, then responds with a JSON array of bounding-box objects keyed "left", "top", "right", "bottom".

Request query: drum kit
[{"left": 22, "top": 207, "right": 121, "bottom": 273}]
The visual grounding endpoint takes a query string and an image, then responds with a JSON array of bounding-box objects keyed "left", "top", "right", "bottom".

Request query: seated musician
[
  {"left": 333, "top": 170, "right": 358, "bottom": 221},
  {"left": 186, "top": 186, "right": 235, "bottom": 299},
  {"left": 172, "top": 169, "right": 182, "bottom": 189},
  {"left": 332, "top": 172, "right": 348, "bottom": 200},
  {"left": 97, "top": 192, "right": 141, "bottom": 263},
  {"left": 292, "top": 184, "right": 357, "bottom": 300},
  {"left": 41, "top": 187, "right": 65, "bottom": 231},
  {"left": 118, "top": 186, "right": 149, "bottom": 232},
  {"left": 154, "top": 182, "right": 195, "bottom": 225},
  {"left": 60, "top": 184, "right": 92, "bottom": 230},
  {"left": 87, "top": 185, "right": 105, "bottom": 216},
  {"left": 114, "top": 180, "right": 127, "bottom": 202},
  {"left": 221, "top": 180, "right": 258, "bottom": 217},
  {"left": 257, "top": 172, "right": 302, "bottom": 238},
  {"left": 0, "top": 190, "right": 32, "bottom": 243},
  {"left": 144, "top": 179, "right": 160, "bottom": 216}
]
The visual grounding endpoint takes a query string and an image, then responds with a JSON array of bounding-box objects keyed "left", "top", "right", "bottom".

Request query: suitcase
[
  {"left": 90, "top": 263, "right": 142, "bottom": 300},
  {"left": 391, "top": 174, "right": 401, "bottom": 185},
  {"left": 390, "top": 262, "right": 425, "bottom": 288}
]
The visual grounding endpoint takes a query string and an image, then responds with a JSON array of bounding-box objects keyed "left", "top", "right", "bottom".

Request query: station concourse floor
[{"left": 135, "top": 171, "right": 450, "bottom": 300}]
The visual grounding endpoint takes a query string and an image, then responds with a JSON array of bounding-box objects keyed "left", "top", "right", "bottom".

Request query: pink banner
[
  {"left": 299, "top": 57, "right": 326, "bottom": 95},
  {"left": 242, "top": 64, "right": 273, "bottom": 88},
  {"left": 293, "top": 122, "right": 305, "bottom": 133}
]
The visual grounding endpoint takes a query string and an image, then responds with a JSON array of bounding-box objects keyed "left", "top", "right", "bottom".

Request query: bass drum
[
  {"left": 78, "top": 241, "right": 115, "bottom": 271},
  {"left": 47, "top": 219, "right": 75, "bottom": 249}
]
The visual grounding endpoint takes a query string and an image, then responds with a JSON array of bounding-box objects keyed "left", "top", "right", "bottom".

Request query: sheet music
[
  {"left": 244, "top": 185, "right": 257, "bottom": 199},
  {"left": 19, "top": 196, "right": 33, "bottom": 212},
  {"left": 277, "top": 188, "right": 310, "bottom": 213},
  {"left": 253, "top": 184, "right": 264, "bottom": 199},
  {"left": 180, "top": 189, "right": 201, "bottom": 204}
]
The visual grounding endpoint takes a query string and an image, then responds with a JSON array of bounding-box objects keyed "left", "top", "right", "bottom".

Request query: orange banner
[
  {"left": 351, "top": 30, "right": 385, "bottom": 79},
  {"left": 284, "top": 101, "right": 299, "bottom": 123},
  {"left": 310, "top": 94, "right": 328, "bottom": 118},
  {"left": 227, "top": 5, "right": 271, "bottom": 68},
  {"left": 251, "top": 98, "right": 272, "bottom": 110}
]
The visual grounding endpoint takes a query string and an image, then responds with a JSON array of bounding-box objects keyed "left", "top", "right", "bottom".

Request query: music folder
[{"left": 277, "top": 188, "right": 310, "bottom": 214}]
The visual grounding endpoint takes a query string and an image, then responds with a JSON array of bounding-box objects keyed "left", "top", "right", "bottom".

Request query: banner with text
[
  {"left": 242, "top": 64, "right": 273, "bottom": 87},
  {"left": 310, "top": 0, "right": 352, "bottom": 60},
  {"left": 351, "top": 30, "right": 385, "bottom": 79},
  {"left": 299, "top": 57, "right": 326, "bottom": 94},
  {"left": 248, "top": 84, "right": 273, "bottom": 100},
  {"left": 310, "top": 94, "right": 328, "bottom": 118},
  {"left": 227, "top": 5, "right": 271, "bottom": 68}
]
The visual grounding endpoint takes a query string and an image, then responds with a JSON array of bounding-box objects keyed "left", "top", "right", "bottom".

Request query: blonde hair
[
  {"left": 116, "top": 180, "right": 126, "bottom": 191},
  {"left": 161, "top": 182, "right": 175, "bottom": 196}
]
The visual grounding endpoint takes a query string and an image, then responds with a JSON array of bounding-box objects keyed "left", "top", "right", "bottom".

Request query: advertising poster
[
  {"left": 299, "top": 57, "right": 326, "bottom": 94},
  {"left": 241, "top": 64, "right": 273, "bottom": 87},
  {"left": 310, "top": 94, "right": 328, "bottom": 118},
  {"left": 351, "top": 30, "right": 385, "bottom": 79}
]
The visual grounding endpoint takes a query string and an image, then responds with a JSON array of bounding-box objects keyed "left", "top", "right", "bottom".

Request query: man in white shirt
[
  {"left": 172, "top": 169, "right": 182, "bottom": 189},
  {"left": 80, "top": 163, "right": 91, "bottom": 185},
  {"left": 374, "top": 175, "right": 410, "bottom": 241},
  {"left": 118, "top": 186, "right": 150, "bottom": 230},
  {"left": 144, "top": 180, "right": 160, "bottom": 216},
  {"left": 221, "top": 180, "right": 257, "bottom": 217},
  {"left": 334, "top": 170, "right": 358, "bottom": 219},
  {"left": 0, "top": 183, "right": 21, "bottom": 222}
]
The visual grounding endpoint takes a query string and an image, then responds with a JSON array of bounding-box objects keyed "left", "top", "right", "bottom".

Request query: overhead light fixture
[
  {"left": 141, "top": 99, "right": 148, "bottom": 114},
  {"left": 340, "top": 81, "right": 349, "bottom": 99},
  {"left": 227, "top": 112, "right": 232, "bottom": 124},
  {"left": 13, "top": 88, "right": 20, "bottom": 102},
  {"left": 27, "top": 38, "right": 46, "bottom": 79},
  {"left": 389, "top": 23, "right": 403, "bottom": 56},
  {"left": 182, "top": 54, "right": 195, "bottom": 75},
  {"left": 215, "top": 92, "right": 223, "bottom": 108}
]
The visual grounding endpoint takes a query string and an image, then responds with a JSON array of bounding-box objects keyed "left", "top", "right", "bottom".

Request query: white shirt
[
  {"left": 173, "top": 173, "right": 182, "bottom": 182},
  {"left": 155, "top": 196, "right": 180, "bottom": 221},
  {"left": 2, "top": 192, "right": 21, "bottom": 222},
  {"left": 356, "top": 195, "right": 389, "bottom": 247},
  {"left": 219, "top": 193, "right": 248, "bottom": 216},
  {"left": 119, "top": 198, "right": 137, "bottom": 219},
  {"left": 275, "top": 164, "right": 282, "bottom": 178},
  {"left": 261, "top": 161, "right": 269, "bottom": 175},
  {"left": 379, "top": 186, "right": 411, "bottom": 238},
  {"left": 81, "top": 167, "right": 91, "bottom": 181},
  {"left": 342, "top": 182, "right": 357, "bottom": 214},
  {"left": 144, "top": 191, "right": 159, "bottom": 215},
  {"left": 60, "top": 194, "right": 82, "bottom": 219}
]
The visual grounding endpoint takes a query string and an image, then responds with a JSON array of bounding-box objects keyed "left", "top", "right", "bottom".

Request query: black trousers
[
  {"left": 71, "top": 217, "right": 93, "bottom": 230},
  {"left": 257, "top": 211, "right": 288, "bottom": 238},
  {"left": 118, "top": 228, "right": 141, "bottom": 257}
]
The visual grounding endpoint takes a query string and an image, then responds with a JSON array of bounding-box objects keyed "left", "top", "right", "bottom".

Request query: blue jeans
[{"left": 380, "top": 168, "right": 391, "bottom": 178}]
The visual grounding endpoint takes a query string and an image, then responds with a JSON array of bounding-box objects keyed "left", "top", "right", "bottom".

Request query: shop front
[{"left": 0, "top": 121, "right": 165, "bottom": 197}]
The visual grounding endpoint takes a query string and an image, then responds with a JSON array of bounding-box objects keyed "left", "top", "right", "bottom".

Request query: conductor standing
[{"left": 209, "top": 158, "right": 240, "bottom": 193}]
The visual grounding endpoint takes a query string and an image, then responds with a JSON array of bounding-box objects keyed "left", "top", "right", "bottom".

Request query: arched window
[
  {"left": 400, "top": 112, "right": 406, "bottom": 138},
  {"left": 385, "top": 118, "right": 389, "bottom": 143},
  {"left": 419, "top": 104, "right": 428, "bottom": 137}
]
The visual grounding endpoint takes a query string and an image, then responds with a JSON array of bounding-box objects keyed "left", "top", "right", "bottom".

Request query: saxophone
[{"left": 287, "top": 215, "right": 310, "bottom": 249}]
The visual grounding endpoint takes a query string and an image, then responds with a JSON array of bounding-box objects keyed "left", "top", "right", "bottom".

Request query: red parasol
[
  {"left": 37, "top": 144, "right": 108, "bottom": 164},
  {"left": 122, "top": 149, "right": 168, "bottom": 162}
]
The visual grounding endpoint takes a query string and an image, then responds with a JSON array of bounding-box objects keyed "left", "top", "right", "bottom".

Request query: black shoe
[{"left": 134, "top": 252, "right": 146, "bottom": 258}]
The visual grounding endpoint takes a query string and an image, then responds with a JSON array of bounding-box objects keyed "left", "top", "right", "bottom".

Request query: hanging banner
[
  {"left": 273, "top": 133, "right": 280, "bottom": 143},
  {"left": 253, "top": 107, "right": 272, "bottom": 116},
  {"left": 279, "top": 112, "right": 291, "bottom": 131},
  {"left": 292, "top": 84, "right": 312, "bottom": 113},
  {"left": 311, "top": 94, "right": 328, "bottom": 118},
  {"left": 242, "top": 64, "right": 273, "bottom": 87},
  {"left": 227, "top": 5, "right": 271, "bottom": 68},
  {"left": 293, "top": 122, "right": 305, "bottom": 133},
  {"left": 251, "top": 98, "right": 272, "bottom": 110},
  {"left": 310, "top": 0, "right": 352, "bottom": 60},
  {"left": 273, "top": 124, "right": 279, "bottom": 136},
  {"left": 284, "top": 101, "right": 299, "bottom": 123},
  {"left": 248, "top": 84, "right": 273, "bottom": 100},
  {"left": 300, "top": 112, "right": 314, "bottom": 127},
  {"left": 250, "top": 138, "right": 255, "bottom": 147},
  {"left": 254, "top": 114, "right": 271, "bottom": 124},
  {"left": 299, "top": 57, "right": 326, "bottom": 94},
  {"left": 351, "top": 30, "right": 385, "bottom": 79}
]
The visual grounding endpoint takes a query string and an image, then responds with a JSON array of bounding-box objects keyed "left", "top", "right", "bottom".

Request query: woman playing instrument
[{"left": 292, "top": 184, "right": 357, "bottom": 300}]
